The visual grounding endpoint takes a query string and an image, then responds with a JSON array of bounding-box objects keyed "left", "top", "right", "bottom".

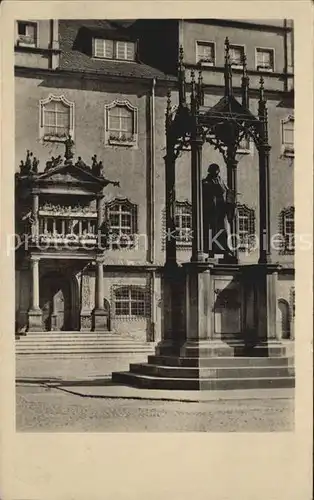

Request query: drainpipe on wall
[
  {"left": 149, "top": 77, "right": 156, "bottom": 264},
  {"left": 149, "top": 78, "right": 157, "bottom": 341},
  {"left": 49, "top": 19, "right": 60, "bottom": 70}
]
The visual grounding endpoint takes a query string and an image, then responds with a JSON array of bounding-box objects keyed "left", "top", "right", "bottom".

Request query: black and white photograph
[{"left": 14, "top": 17, "right": 297, "bottom": 433}]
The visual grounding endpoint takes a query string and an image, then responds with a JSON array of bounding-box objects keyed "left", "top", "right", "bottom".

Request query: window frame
[
  {"left": 92, "top": 37, "right": 137, "bottom": 62},
  {"left": 39, "top": 94, "right": 75, "bottom": 143},
  {"left": 104, "top": 100, "right": 138, "bottom": 147},
  {"left": 16, "top": 20, "right": 38, "bottom": 48},
  {"left": 106, "top": 198, "right": 138, "bottom": 249},
  {"left": 112, "top": 285, "right": 149, "bottom": 319},
  {"left": 196, "top": 40, "right": 216, "bottom": 67},
  {"left": 229, "top": 44, "right": 245, "bottom": 70},
  {"left": 281, "top": 115, "right": 294, "bottom": 158},
  {"left": 255, "top": 47, "right": 275, "bottom": 73}
]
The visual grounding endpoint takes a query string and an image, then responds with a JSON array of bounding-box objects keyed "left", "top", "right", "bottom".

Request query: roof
[{"left": 59, "top": 20, "right": 176, "bottom": 81}]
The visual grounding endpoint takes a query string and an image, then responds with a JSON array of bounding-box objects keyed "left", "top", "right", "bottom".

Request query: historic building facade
[{"left": 15, "top": 19, "right": 295, "bottom": 347}]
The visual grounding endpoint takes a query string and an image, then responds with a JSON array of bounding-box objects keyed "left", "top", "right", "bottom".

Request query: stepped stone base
[{"left": 112, "top": 341, "right": 295, "bottom": 391}]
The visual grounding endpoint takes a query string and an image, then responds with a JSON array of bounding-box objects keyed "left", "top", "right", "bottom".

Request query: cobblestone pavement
[{"left": 16, "top": 384, "right": 294, "bottom": 432}]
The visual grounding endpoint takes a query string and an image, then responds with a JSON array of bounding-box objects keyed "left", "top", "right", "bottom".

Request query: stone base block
[
  {"left": 27, "top": 309, "right": 43, "bottom": 332},
  {"left": 92, "top": 308, "right": 108, "bottom": 331}
]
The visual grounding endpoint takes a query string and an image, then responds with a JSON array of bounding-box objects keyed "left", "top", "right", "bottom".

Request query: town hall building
[{"left": 15, "top": 19, "right": 295, "bottom": 388}]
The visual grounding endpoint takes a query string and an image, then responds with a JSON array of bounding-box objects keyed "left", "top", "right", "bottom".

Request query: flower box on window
[{"left": 108, "top": 133, "right": 136, "bottom": 146}]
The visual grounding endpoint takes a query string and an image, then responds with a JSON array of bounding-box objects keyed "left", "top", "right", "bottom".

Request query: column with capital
[
  {"left": 92, "top": 261, "right": 108, "bottom": 331},
  {"left": 27, "top": 257, "right": 43, "bottom": 332}
]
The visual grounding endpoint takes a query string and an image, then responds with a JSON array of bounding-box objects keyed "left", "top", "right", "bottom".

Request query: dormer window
[
  {"left": 196, "top": 41, "right": 215, "bottom": 66},
  {"left": 256, "top": 48, "right": 274, "bottom": 72},
  {"left": 93, "top": 38, "right": 136, "bottom": 61},
  {"left": 230, "top": 45, "right": 244, "bottom": 69},
  {"left": 16, "top": 21, "right": 37, "bottom": 47}
]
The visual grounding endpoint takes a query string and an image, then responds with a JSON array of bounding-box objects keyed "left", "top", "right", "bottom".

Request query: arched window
[
  {"left": 236, "top": 204, "right": 256, "bottom": 252},
  {"left": 279, "top": 206, "right": 295, "bottom": 254},
  {"left": 105, "top": 100, "right": 138, "bottom": 146},
  {"left": 281, "top": 115, "right": 294, "bottom": 157},
  {"left": 40, "top": 95, "right": 74, "bottom": 142},
  {"left": 113, "top": 286, "right": 148, "bottom": 318},
  {"left": 277, "top": 299, "right": 291, "bottom": 339},
  {"left": 106, "top": 198, "right": 138, "bottom": 248}
]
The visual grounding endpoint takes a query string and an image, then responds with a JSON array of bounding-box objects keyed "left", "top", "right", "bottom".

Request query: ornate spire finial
[
  {"left": 225, "top": 37, "right": 230, "bottom": 57},
  {"left": 259, "top": 76, "right": 265, "bottom": 102},
  {"left": 241, "top": 52, "right": 250, "bottom": 109},
  {"left": 165, "top": 89, "right": 172, "bottom": 130},
  {"left": 197, "top": 69, "right": 204, "bottom": 106},
  {"left": 179, "top": 45, "right": 184, "bottom": 65},
  {"left": 178, "top": 45, "right": 186, "bottom": 105},
  {"left": 224, "top": 38, "right": 233, "bottom": 97}
]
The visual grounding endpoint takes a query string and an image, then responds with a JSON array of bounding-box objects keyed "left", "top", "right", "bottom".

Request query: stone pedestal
[
  {"left": 156, "top": 263, "right": 185, "bottom": 356},
  {"left": 27, "top": 309, "right": 43, "bottom": 332},
  {"left": 92, "top": 308, "right": 108, "bottom": 331},
  {"left": 180, "top": 262, "right": 214, "bottom": 356}
]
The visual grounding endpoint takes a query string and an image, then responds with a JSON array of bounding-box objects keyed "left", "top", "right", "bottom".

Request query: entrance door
[{"left": 40, "top": 273, "right": 73, "bottom": 331}]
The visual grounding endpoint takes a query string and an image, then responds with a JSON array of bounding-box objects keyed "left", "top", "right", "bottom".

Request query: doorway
[{"left": 40, "top": 271, "right": 79, "bottom": 331}]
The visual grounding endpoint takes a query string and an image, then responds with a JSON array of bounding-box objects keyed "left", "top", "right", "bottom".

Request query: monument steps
[
  {"left": 128, "top": 363, "right": 295, "bottom": 379},
  {"left": 112, "top": 342, "right": 295, "bottom": 390},
  {"left": 148, "top": 355, "right": 292, "bottom": 367},
  {"left": 111, "top": 372, "right": 295, "bottom": 390}
]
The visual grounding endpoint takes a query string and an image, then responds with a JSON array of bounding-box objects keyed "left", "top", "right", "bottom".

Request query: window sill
[
  {"left": 198, "top": 61, "right": 215, "bottom": 67},
  {"left": 256, "top": 66, "right": 274, "bottom": 73},
  {"left": 108, "top": 138, "right": 137, "bottom": 147},
  {"left": 42, "top": 135, "right": 69, "bottom": 143}
]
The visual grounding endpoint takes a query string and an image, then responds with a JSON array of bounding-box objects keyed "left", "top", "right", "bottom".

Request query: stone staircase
[
  {"left": 15, "top": 331, "right": 156, "bottom": 356},
  {"left": 112, "top": 341, "right": 295, "bottom": 390}
]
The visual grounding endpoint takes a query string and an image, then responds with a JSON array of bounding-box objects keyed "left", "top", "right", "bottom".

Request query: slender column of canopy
[
  {"left": 226, "top": 153, "right": 238, "bottom": 261},
  {"left": 258, "top": 77, "right": 272, "bottom": 264},
  {"left": 190, "top": 70, "right": 206, "bottom": 263}
]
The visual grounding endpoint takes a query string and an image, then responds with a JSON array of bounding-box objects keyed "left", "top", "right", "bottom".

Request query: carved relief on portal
[{"left": 81, "top": 274, "right": 91, "bottom": 309}]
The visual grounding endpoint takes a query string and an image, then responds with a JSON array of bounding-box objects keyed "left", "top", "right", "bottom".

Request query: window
[
  {"left": 40, "top": 95, "right": 74, "bottom": 142},
  {"left": 280, "top": 206, "right": 295, "bottom": 254},
  {"left": 236, "top": 204, "right": 256, "bottom": 251},
  {"left": 196, "top": 41, "right": 215, "bottom": 66},
  {"left": 16, "top": 21, "right": 37, "bottom": 47},
  {"left": 229, "top": 45, "right": 244, "bottom": 68},
  {"left": 107, "top": 199, "right": 138, "bottom": 248},
  {"left": 113, "top": 286, "right": 148, "bottom": 318},
  {"left": 93, "top": 38, "right": 136, "bottom": 61},
  {"left": 256, "top": 48, "right": 274, "bottom": 72},
  {"left": 105, "top": 100, "right": 138, "bottom": 146},
  {"left": 281, "top": 115, "right": 294, "bottom": 157},
  {"left": 174, "top": 202, "right": 193, "bottom": 247}
]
